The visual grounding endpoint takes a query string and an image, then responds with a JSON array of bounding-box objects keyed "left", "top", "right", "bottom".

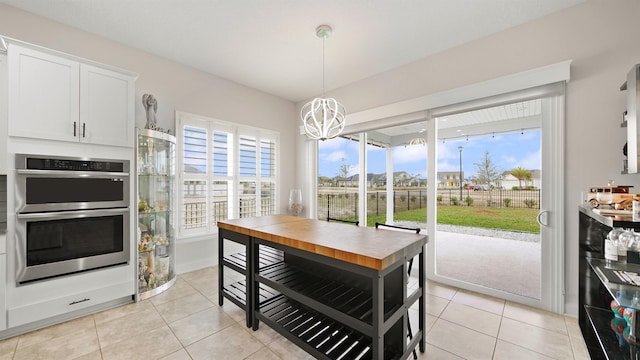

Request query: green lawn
[{"left": 364, "top": 206, "right": 540, "bottom": 233}]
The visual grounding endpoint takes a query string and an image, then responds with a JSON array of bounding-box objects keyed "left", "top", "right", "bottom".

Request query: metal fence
[
  {"left": 317, "top": 189, "right": 540, "bottom": 220},
  {"left": 182, "top": 189, "right": 540, "bottom": 226}
]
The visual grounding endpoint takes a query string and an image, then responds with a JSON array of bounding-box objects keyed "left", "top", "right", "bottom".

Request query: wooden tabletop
[{"left": 218, "top": 215, "right": 427, "bottom": 270}]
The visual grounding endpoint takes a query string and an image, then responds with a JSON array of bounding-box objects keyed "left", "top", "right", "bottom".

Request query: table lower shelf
[
  {"left": 221, "top": 280, "right": 280, "bottom": 309},
  {"left": 223, "top": 245, "right": 284, "bottom": 273},
  {"left": 256, "top": 294, "right": 403, "bottom": 360},
  {"left": 258, "top": 262, "right": 401, "bottom": 326}
]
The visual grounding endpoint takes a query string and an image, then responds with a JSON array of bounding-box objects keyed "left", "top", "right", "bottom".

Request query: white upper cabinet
[
  {"left": 8, "top": 45, "right": 80, "bottom": 143},
  {"left": 8, "top": 43, "right": 136, "bottom": 147},
  {"left": 80, "top": 64, "right": 135, "bottom": 147}
]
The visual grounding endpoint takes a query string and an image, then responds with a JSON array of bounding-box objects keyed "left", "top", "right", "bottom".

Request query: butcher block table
[{"left": 218, "top": 215, "right": 427, "bottom": 360}]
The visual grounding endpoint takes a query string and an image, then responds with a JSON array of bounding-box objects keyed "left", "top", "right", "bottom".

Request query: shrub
[
  {"left": 512, "top": 186, "right": 520, "bottom": 190},
  {"left": 465, "top": 196, "right": 474, "bottom": 206},
  {"left": 451, "top": 196, "right": 459, "bottom": 206},
  {"left": 437, "top": 195, "right": 442, "bottom": 204},
  {"left": 410, "top": 195, "right": 417, "bottom": 203},
  {"left": 503, "top": 198, "right": 511, "bottom": 207},
  {"left": 400, "top": 195, "right": 406, "bottom": 202},
  {"left": 380, "top": 194, "right": 386, "bottom": 201},
  {"left": 524, "top": 199, "right": 537, "bottom": 208},
  {"left": 370, "top": 194, "right": 376, "bottom": 200}
]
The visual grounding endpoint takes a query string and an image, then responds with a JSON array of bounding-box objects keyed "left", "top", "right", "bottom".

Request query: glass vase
[{"left": 288, "top": 189, "right": 303, "bottom": 216}]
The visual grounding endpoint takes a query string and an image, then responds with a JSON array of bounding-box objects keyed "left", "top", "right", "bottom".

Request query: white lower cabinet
[
  {"left": 6, "top": 264, "right": 134, "bottom": 329},
  {"left": 8, "top": 280, "right": 131, "bottom": 328}
]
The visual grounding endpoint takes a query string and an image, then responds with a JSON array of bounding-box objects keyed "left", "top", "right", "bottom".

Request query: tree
[
  {"left": 337, "top": 163, "right": 354, "bottom": 189},
  {"left": 474, "top": 151, "right": 501, "bottom": 188},
  {"left": 509, "top": 166, "right": 532, "bottom": 189},
  {"left": 474, "top": 151, "right": 501, "bottom": 206},
  {"left": 338, "top": 164, "right": 353, "bottom": 179}
]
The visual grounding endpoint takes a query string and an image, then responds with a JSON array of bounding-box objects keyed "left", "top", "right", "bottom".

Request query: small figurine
[{"left": 142, "top": 93, "right": 158, "bottom": 130}]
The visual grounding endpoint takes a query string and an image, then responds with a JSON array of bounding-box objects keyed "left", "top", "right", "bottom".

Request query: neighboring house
[
  {"left": 501, "top": 169, "right": 541, "bottom": 189},
  {"left": 437, "top": 171, "right": 464, "bottom": 188}
]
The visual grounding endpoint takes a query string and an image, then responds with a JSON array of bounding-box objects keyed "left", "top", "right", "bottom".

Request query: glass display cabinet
[{"left": 136, "top": 128, "right": 176, "bottom": 300}]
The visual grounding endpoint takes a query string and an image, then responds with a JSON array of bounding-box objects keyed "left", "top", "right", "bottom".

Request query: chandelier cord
[{"left": 321, "top": 33, "right": 326, "bottom": 97}]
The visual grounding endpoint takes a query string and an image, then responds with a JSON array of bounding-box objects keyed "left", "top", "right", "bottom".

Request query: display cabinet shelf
[
  {"left": 136, "top": 128, "right": 176, "bottom": 300},
  {"left": 585, "top": 305, "right": 640, "bottom": 360}
]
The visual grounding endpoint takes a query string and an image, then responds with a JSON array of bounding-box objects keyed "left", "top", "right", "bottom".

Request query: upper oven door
[{"left": 16, "top": 170, "right": 129, "bottom": 213}]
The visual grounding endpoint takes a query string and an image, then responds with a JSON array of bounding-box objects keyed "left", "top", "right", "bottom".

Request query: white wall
[
  {"left": 297, "top": 0, "right": 640, "bottom": 315},
  {"left": 3, "top": 0, "right": 639, "bottom": 316},
  {"left": 0, "top": 4, "right": 298, "bottom": 273}
]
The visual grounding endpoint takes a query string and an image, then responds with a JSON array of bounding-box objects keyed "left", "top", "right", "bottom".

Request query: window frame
[{"left": 176, "top": 111, "right": 280, "bottom": 237}]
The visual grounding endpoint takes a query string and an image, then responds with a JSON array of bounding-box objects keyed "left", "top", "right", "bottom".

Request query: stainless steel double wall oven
[{"left": 15, "top": 154, "right": 130, "bottom": 284}]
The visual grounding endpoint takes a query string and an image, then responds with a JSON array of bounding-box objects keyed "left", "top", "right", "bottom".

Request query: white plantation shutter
[
  {"left": 260, "top": 138, "right": 277, "bottom": 215},
  {"left": 182, "top": 125, "right": 207, "bottom": 230},
  {"left": 211, "top": 130, "right": 232, "bottom": 224},
  {"left": 177, "top": 112, "right": 279, "bottom": 235}
]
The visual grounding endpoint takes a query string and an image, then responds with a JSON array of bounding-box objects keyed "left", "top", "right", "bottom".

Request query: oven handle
[
  {"left": 17, "top": 208, "right": 129, "bottom": 220},
  {"left": 16, "top": 169, "right": 129, "bottom": 177}
]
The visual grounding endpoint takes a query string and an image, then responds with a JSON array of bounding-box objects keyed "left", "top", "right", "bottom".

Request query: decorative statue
[{"left": 142, "top": 93, "right": 158, "bottom": 130}]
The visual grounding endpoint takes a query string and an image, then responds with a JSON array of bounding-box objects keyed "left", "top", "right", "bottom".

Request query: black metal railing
[{"left": 317, "top": 189, "right": 541, "bottom": 220}]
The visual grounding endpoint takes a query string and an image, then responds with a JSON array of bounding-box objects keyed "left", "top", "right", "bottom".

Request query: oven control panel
[{"left": 25, "top": 157, "right": 125, "bottom": 172}]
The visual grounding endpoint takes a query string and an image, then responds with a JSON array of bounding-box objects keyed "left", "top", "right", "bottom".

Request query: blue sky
[{"left": 318, "top": 130, "right": 541, "bottom": 180}]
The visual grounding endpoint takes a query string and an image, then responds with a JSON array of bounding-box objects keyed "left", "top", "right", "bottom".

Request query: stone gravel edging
[{"left": 393, "top": 221, "right": 540, "bottom": 243}]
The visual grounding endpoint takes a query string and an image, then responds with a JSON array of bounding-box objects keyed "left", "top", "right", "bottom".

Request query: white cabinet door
[
  {"left": 80, "top": 64, "right": 135, "bottom": 147},
  {"left": 0, "top": 54, "right": 8, "bottom": 174},
  {"left": 0, "top": 254, "right": 6, "bottom": 331},
  {"left": 8, "top": 44, "right": 80, "bottom": 143}
]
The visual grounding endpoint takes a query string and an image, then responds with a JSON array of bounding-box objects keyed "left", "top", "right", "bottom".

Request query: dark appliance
[
  {"left": 579, "top": 207, "right": 640, "bottom": 359},
  {"left": 579, "top": 210, "right": 612, "bottom": 360},
  {"left": 15, "top": 154, "right": 130, "bottom": 284}
]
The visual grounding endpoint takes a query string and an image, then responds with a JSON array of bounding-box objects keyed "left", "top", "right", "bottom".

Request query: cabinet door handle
[
  {"left": 73, "top": 121, "right": 77, "bottom": 136},
  {"left": 82, "top": 123, "right": 86, "bottom": 138}
]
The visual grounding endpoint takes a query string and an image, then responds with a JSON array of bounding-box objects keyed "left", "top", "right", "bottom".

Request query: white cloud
[
  {"left": 519, "top": 149, "right": 541, "bottom": 170},
  {"left": 324, "top": 150, "right": 348, "bottom": 162},
  {"left": 393, "top": 145, "right": 427, "bottom": 164},
  {"left": 499, "top": 149, "right": 540, "bottom": 171},
  {"left": 437, "top": 160, "right": 457, "bottom": 172}
]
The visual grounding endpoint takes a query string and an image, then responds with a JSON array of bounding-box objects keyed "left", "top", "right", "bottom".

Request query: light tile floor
[{"left": 0, "top": 266, "right": 590, "bottom": 360}]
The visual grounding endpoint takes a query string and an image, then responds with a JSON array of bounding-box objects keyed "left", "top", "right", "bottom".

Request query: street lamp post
[{"left": 458, "top": 146, "right": 463, "bottom": 204}]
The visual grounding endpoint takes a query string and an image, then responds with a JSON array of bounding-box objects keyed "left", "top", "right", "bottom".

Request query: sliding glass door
[
  {"left": 426, "top": 90, "right": 565, "bottom": 312},
  {"left": 309, "top": 81, "right": 565, "bottom": 312}
]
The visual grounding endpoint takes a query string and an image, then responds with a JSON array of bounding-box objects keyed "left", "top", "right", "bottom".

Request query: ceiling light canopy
[{"left": 301, "top": 24, "right": 346, "bottom": 141}]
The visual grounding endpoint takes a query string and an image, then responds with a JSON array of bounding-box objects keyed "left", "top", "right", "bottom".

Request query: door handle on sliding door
[{"left": 537, "top": 210, "right": 550, "bottom": 227}]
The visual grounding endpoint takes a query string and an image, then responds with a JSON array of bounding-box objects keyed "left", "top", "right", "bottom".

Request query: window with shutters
[{"left": 177, "top": 112, "right": 279, "bottom": 235}]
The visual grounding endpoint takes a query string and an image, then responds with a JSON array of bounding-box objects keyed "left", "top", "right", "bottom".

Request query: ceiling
[
  {"left": 0, "top": 0, "right": 586, "bottom": 103},
  {"left": 356, "top": 98, "right": 542, "bottom": 147}
]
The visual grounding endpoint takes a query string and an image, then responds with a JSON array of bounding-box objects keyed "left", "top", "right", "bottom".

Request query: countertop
[
  {"left": 218, "top": 215, "right": 428, "bottom": 270},
  {"left": 579, "top": 204, "right": 640, "bottom": 228}
]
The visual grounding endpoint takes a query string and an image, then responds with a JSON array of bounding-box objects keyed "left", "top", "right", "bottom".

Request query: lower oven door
[{"left": 15, "top": 208, "right": 130, "bottom": 284}]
